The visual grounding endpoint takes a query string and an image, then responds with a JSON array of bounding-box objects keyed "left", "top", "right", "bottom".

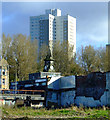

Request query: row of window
[
  {"left": 32, "top": 32, "right": 67, "bottom": 36},
  {"left": 31, "top": 21, "right": 39, "bottom": 24},
  {"left": 40, "top": 36, "right": 44, "bottom": 39},
  {"left": 31, "top": 18, "right": 70, "bottom": 24},
  {"left": 31, "top": 24, "right": 68, "bottom": 29},
  {"left": 40, "top": 32, "right": 44, "bottom": 35},
  {"left": 1, "top": 69, "right": 8, "bottom": 76},
  {"left": 64, "top": 27, "right": 67, "bottom": 30},
  {"left": 40, "top": 27, "right": 45, "bottom": 29},
  {"left": 36, "top": 82, "right": 46, "bottom": 86},
  {"left": 2, "top": 78, "right": 5, "bottom": 85},
  {"left": 30, "top": 27, "right": 39, "bottom": 30},
  {"left": 64, "top": 24, "right": 67, "bottom": 26},
  {"left": 64, "top": 34, "right": 67, "bottom": 36}
]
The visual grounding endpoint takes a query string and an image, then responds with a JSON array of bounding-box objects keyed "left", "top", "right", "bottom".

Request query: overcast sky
[{"left": 2, "top": 2, "right": 108, "bottom": 50}]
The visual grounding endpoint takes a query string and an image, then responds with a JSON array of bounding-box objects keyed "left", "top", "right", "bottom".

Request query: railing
[{"left": 0, "top": 89, "right": 45, "bottom": 95}]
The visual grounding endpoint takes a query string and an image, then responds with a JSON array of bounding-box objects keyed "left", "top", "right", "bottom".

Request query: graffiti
[{"left": 76, "top": 72, "right": 106, "bottom": 100}]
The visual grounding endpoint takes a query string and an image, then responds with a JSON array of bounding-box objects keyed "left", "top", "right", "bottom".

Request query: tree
[
  {"left": 0, "top": 41, "right": 2, "bottom": 59},
  {"left": 37, "top": 43, "right": 49, "bottom": 71},
  {"left": 77, "top": 45, "right": 108, "bottom": 75},
  {"left": 2, "top": 33, "right": 12, "bottom": 58},
  {"left": 95, "top": 47, "right": 107, "bottom": 72},
  {"left": 53, "top": 40, "right": 77, "bottom": 75},
  {"left": 106, "top": 45, "right": 110, "bottom": 71},
  {"left": 2, "top": 33, "right": 108, "bottom": 80},
  {"left": 2, "top": 34, "right": 38, "bottom": 81},
  {"left": 77, "top": 45, "right": 97, "bottom": 75}
]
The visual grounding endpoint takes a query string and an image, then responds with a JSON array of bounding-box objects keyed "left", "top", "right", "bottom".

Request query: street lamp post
[{"left": 14, "top": 58, "right": 18, "bottom": 97}]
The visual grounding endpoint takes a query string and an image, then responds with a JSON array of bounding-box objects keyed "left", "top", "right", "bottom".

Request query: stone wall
[
  {"left": 76, "top": 72, "right": 106, "bottom": 100},
  {"left": 74, "top": 72, "right": 108, "bottom": 107},
  {"left": 46, "top": 72, "right": 110, "bottom": 108},
  {"left": 46, "top": 91, "right": 60, "bottom": 108},
  {"left": 61, "top": 90, "right": 75, "bottom": 107},
  {"left": 46, "top": 76, "right": 76, "bottom": 108},
  {"left": 74, "top": 92, "right": 107, "bottom": 107},
  {"left": 106, "top": 72, "right": 110, "bottom": 106}
]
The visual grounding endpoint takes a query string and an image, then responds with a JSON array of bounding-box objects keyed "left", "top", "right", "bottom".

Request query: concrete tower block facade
[
  {"left": 0, "top": 58, "right": 9, "bottom": 89},
  {"left": 30, "top": 9, "right": 76, "bottom": 59}
]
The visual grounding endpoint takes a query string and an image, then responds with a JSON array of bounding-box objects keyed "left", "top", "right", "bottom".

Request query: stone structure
[
  {"left": 0, "top": 58, "right": 9, "bottom": 89},
  {"left": 9, "top": 71, "right": 110, "bottom": 108},
  {"left": 29, "top": 72, "right": 61, "bottom": 80},
  {"left": 43, "top": 49, "right": 54, "bottom": 72},
  {"left": 74, "top": 72, "right": 107, "bottom": 107},
  {"left": 46, "top": 76, "right": 76, "bottom": 108},
  {"left": 46, "top": 72, "right": 110, "bottom": 108},
  {"left": 29, "top": 49, "right": 61, "bottom": 80},
  {"left": 106, "top": 72, "right": 110, "bottom": 106}
]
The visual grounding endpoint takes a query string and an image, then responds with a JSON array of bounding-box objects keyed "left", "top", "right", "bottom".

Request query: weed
[{"left": 1, "top": 105, "right": 110, "bottom": 119}]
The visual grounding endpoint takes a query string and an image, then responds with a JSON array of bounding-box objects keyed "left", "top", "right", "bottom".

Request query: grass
[{"left": 1, "top": 105, "right": 110, "bottom": 119}]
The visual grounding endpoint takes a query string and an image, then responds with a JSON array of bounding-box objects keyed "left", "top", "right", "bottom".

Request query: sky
[{"left": 1, "top": 2, "right": 108, "bottom": 50}]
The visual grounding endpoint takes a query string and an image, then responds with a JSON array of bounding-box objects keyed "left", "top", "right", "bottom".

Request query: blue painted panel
[
  {"left": 53, "top": 79, "right": 60, "bottom": 90},
  {"left": 60, "top": 76, "right": 75, "bottom": 89}
]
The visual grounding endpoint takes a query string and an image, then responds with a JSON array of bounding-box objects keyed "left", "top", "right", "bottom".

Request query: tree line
[{"left": 2, "top": 34, "right": 109, "bottom": 82}]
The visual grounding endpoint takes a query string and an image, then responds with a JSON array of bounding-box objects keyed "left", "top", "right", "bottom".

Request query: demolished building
[
  {"left": 46, "top": 71, "right": 110, "bottom": 108},
  {"left": 9, "top": 71, "right": 110, "bottom": 108}
]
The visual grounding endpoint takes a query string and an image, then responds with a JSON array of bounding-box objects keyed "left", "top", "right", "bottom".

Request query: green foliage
[
  {"left": 106, "top": 45, "right": 110, "bottom": 71},
  {"left": 37, "top": 43, "right": 49, "bottom": 71},
  {"left": 2, "top": 33, "right": 108, "bottom": 80},
  {"left": 77, "top": 45, "right": 107, "bottom": 75},
  {"left": 78, "top": 45, "right": 96, "bottom": 74},
  {"left": 2, "top": 105, "right": 110, "bottom": 119},
  {"left": 53, "top": 40, "right": 80, "bottom": 76},
  {"left": 2, "top": 34, "right": 38, "bottom": 81},
  {"left": 53, "top": 41, "right": 68, "bottom": 74}
]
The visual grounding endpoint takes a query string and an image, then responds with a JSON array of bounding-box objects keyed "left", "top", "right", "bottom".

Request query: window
[
  {"left": 3, "top": 69, "right": 5, "bottom": 75},
  {"left": 33, "top": 75, "right": 35, "bottom": 80},
  {"left": 2, "top": 79, "right": 5, "bottom": 85},
  {"left": 41, "top": 82, "right": 46, "bottom": 86},
  {"left": 36, "top": 83, "right": 39, "bottom": 86}
]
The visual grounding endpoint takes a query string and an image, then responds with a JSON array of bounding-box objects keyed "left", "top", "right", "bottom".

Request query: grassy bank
[{"left": 1, "top": 105, "right": 110, "bottom": 119}]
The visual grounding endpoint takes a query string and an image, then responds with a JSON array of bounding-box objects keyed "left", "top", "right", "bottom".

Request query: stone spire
[{"left": 43, "top": 49, "right": 55, "bottom": 72}]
